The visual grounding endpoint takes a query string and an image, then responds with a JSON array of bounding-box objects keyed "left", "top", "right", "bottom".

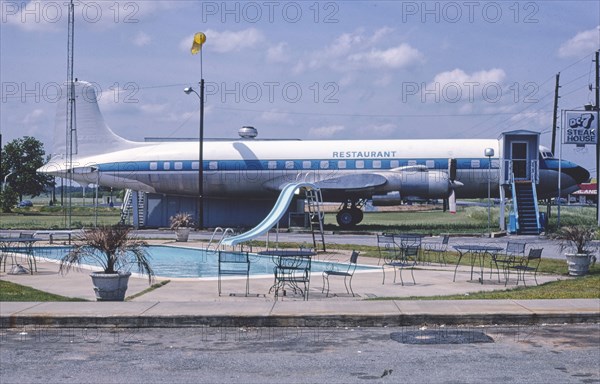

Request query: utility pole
[
  {"left": 595, "top": 50, "right": 599, "bottom": 227},
  {"left": 551, "top": 73, "right": 560, "bottom": 154},
  {"left": 549, "top": 72, "right": 561, "bottom": 220},
  {"left": 65, "top": 0, "right": 75, "bottom": 229}
]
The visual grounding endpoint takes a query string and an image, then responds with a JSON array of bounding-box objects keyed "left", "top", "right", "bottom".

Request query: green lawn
[{"left": 0, "top": 280, "right": 86, "bottom": 301}]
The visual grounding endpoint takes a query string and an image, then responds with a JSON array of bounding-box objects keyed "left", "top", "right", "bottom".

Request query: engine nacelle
[
  {"left": 372, "top": 191, "right": 402, "bottom": 206},
  {"left": 371, "top": 169, "right": 451, "bottom": 206}
]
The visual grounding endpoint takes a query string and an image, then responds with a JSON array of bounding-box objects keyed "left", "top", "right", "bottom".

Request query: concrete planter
[
  {"left": 90, "top": 271, "right": 132, "bottom": 301},
  {"left": 175, "top": 228, "right": 191, "bottom": 242},
  {"left": 565, "top": 253, "right": 593, "bottom": 276}
]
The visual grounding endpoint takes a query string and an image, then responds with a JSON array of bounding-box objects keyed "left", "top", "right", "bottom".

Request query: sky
[{"left": 1, "top": 0, "right": 599, "bottom": 174}]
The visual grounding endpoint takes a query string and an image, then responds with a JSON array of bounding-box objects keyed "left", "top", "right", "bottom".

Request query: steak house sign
[{"left": 564, "top": 110, "right": 598, "bottom": 145}]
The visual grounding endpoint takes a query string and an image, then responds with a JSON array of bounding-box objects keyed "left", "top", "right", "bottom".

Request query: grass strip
[
  {"left": 0, "top": 280, "right": 87, "bottom": 301},
  {"left": 125, "top": 280, "right": 170, "bottom": 301}
]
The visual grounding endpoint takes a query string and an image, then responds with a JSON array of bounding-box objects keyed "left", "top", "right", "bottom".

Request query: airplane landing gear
[{"left": 336, "top": 200, "right": 365, "bottom": 229}]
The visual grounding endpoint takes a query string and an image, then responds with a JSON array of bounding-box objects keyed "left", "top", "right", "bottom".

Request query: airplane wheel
[
  {"left": 351, "top": 207, "right": 364, "bottom": 224},
  {"left": 336, "top": 209, "right": 356, "bottom": 229}
]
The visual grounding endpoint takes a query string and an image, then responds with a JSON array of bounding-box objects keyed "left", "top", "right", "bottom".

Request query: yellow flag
[{"left": 191, "top": 32, "right": 206, "bottom": 55}]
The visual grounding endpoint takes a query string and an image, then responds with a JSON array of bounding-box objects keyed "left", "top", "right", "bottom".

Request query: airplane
[{"left": 39, "top": 81, "right": 590, "bottom": 229}]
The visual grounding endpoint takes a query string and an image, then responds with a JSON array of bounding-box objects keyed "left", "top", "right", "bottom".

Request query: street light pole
[
  {"left": 485, "top": 148, "right": 495, "bottom": 237},
  {"left": 184, "top": 83, "right": 204, "bottom": 230},
  {"left": 187, "top": 31, "right": 207, "bottom": 230},
  {"left": 2, "top": 170, "right": 14, "bottom": 193}
]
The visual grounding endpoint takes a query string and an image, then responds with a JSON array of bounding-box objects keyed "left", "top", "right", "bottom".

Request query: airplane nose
[{"left": 564, "top": 165, "right": 590, "bottom": 184}]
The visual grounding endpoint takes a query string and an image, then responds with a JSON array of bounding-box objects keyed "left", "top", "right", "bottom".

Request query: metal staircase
[
  {"left": 304, "top": 187, "right": 326, "bottom": 251},
  {"left": 119, "top": 189, "right": 145, "bottom": 228},
  {"left": 512, "top": 182, "right": 541, "bottom": 235}
]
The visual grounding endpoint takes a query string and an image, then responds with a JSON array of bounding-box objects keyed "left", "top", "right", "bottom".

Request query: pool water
[{"left": 33, "top": 245, "right": 377, "bottom": 278}]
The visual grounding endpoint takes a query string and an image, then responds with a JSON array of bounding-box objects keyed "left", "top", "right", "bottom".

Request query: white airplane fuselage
[{"left": 38, "top": 81, "right": 590, "bottom": 228}]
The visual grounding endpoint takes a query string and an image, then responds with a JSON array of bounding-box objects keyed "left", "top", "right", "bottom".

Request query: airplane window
[
  {"left": 471, "top": 160, "right": 480, "bottom": 168},
  {"left": 408, "top": 160, "right": 417, "bottom": 166},
  {"left": 192, "top": 162, "right": 199, "bottom": 170},
  {"left": 426, "top": 160, "right": 434, "bottom": 168},
  {"left": 338, "top": 160, "right": 346, "bottom": 169},
  {"left": 209, "top": 161, "right": 218, "bottom": 170},
  {"left": 390, "top": 160, "right": 399, "bottom": 168},
  {"left": 268, "top": 161, "right": 277, "bottom": 169},
  {"left": 356, "top": 160, "right": 364, "bottom": 169},
  {"left": 303, "top": 161, "right": 311, "bottom": 169},
  {"left": 174, "top": 162, "right": 183, "bottom": 170},
  {"left": 373, "top": 160, "right": 381, "bottom": 168},
  {"left": 320, "top": 161, "right": 329, "bottom": 169},
  {"left": 163, "top": 162, "right": 170, "bottom": 170},
  {"left": 285, "top": 161, "right": 294, "bottom": 169},
  {"left": 150, "top": 162, "right": 158, "bottom": 170}
]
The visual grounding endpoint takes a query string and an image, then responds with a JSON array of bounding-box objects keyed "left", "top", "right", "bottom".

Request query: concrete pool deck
[{"left": 1, "top": 233, "right": 599, "bottom": 328}]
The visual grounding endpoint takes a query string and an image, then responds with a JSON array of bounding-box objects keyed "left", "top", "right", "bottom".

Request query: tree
[
  {"left": 0, "top": 185, "right": 19, "bottom": 213},
  {"left": 1, "top": 136, "right": 54, "bottom": 202}
]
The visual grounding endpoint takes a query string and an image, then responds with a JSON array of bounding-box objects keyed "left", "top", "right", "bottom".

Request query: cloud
[
  {"left": 431, "top": 68, "right": 506, "bottom": 85},
  {"left": 295, "top": 28, "right": 422, "bottom": 73},
  {"left": 2, "top": 1, "right": 61, "bottom": 32},
  {"left": 558, "top": 26, "right": 600, "bottom": 58},
  {"left": 347, "top": 44, "right": 424, "bottom": 69},
  {"left": 308, "top": 125, "right": 345, "bottom": 138},
  {"left": 139, "top": 103, "right": 167, "bottom": 114},
  {"left": 424, "top": 68, "right": 507, "bottom": 103},
  {"left": 132, "top": 31, "right": 151, "bottom": 47},
  {"left": 259, "top": 109, "right": 293, "bottom": 124},
  {"left": 180, "top": 28, "right": 265, "bottom": 53},
  {"left": 365, "top": 123, "right": 396, "bottom": 136},
  {"left": 21, "top": 109, "right": 44, "bottom": 124},
  {"left": 266, "top": 42, "right": 290, "bottom": 63}
]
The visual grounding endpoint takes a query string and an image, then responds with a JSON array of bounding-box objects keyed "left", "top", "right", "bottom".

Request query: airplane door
[{"left": 511, "top": 142, "right": 529, "bottom": 180}]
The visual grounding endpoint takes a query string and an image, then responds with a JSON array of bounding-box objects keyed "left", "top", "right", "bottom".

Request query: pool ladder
[{"left": 206, "top": 227, "right": 235, "bottom": 253}]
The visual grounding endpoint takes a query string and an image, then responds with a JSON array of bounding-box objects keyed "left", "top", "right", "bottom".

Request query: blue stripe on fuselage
[{"left": 95, "top": 158, "right": 500, "bottom": 172}]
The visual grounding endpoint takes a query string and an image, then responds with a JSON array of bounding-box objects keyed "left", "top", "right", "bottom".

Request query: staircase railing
[
  {"left": 531, "top": 181, "right": 541, "bottom": 232},
  {"left": 206, "top": 227, "right": 235, "bottom": 253},
  {"left": 305, "top": 187, "right": 326, "bottom": 252},
  {"left": 510, "top": 180, "right": 520, "bottom": 232}
]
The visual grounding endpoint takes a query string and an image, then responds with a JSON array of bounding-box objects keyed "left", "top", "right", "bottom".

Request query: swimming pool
[{"left": 33, "top": 245, "right": 377, "bottom": 278}]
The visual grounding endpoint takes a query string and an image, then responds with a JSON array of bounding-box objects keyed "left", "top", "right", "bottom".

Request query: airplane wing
[
  {"left": 312, "top": 173, "right": 388, "bottom": 191},
  {"left": 264, "top": 165, "right": 457, "bottom": 201}
]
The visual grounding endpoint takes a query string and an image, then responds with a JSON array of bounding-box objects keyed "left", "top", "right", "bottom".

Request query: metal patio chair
[
  {"left": 218, "top": 250, "right": 250, "bottom": 296},
  {"left": 382, "top": 244, "right": 418, "bottom": 286},
  {"left": 322, "top": 250, "right": 359, "bottom": 297},
  {"left": 490, "top": 241, "right": 526, "bottom": 282},
  {"left": 507, "top": 248, "right": 543, "bottom": 286},
  {"left": 423, "top": 235, "right": 450, "bottom": 265}
]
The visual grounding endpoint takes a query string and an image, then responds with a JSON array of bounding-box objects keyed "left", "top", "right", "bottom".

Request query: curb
[{"left": 2, "top": 312, "right": 598, "bottom": 329}]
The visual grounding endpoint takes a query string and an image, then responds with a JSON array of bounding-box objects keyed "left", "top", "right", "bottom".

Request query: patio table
[{"left": 452, "top": 244, "right": 504, "bottom": 284}]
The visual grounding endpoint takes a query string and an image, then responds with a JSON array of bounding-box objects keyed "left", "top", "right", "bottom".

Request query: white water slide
[{"left": 220, "top": 182, "right": 319, "bottom": 247}]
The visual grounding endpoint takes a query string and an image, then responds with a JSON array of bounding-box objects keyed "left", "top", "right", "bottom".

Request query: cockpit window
[{"left": 541, "top": 151, "right": 554, "bottom": 159}]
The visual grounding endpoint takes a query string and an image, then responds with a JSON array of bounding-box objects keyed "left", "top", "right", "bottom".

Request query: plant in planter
[
  {"left": 170, "top": 212, "right": 195, "bottom": 242},
  {"left": 553, "top": 225, "right": 598, "bottom": 276},
  {"left": 59, "top": 225, "right": 154, "bottom": 301}
]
